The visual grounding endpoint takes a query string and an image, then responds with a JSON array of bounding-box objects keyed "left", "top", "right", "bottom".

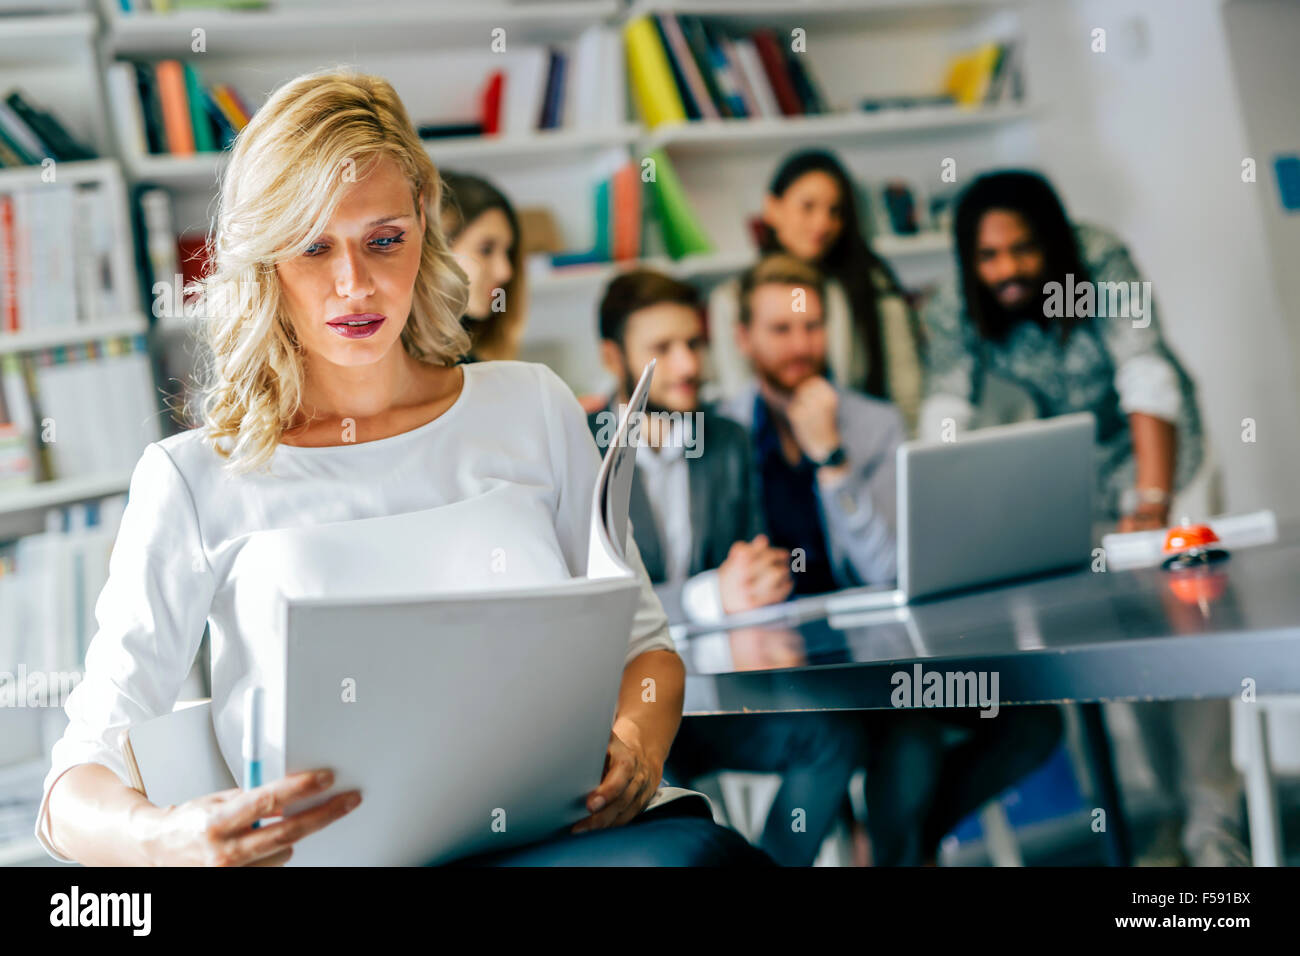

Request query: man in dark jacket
[{"left": 589, "top": 269, "right": 865, "bottom": 866}]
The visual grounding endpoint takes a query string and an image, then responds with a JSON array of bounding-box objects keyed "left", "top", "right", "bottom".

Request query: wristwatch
[{"left": 811, "top": 446, "right": 847, "bottom": 468}]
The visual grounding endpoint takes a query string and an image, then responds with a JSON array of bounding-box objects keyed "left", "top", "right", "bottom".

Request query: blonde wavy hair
[{"left": 184, "top": 68, "right": 471, "bottom": 474}]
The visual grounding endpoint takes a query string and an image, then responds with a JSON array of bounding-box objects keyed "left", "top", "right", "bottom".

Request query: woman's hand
[
  {"left": 572, "top": 728, "right": 663, "bottom": 834},
  {"left": 137, "top": 769, "right": 361, "bottom": 866}
]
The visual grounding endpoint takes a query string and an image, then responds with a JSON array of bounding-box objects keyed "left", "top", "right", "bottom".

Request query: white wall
[
  {"left": 1021, "top": 0, "right": 1300, "bottom": 518},
  {"left": 1222, "top": 0, "right": 1300, "bottom": 393}
]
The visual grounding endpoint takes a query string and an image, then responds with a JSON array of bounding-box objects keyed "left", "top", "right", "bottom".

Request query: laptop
[{"left": 824, "top": 412, "right": 1095, "bottom": 613}]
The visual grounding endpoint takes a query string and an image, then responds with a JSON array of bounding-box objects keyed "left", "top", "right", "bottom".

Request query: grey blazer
[
  {"left": 587, "top": 403, "right": 763, "bottom": 621},
  {"left": 720, "top": 383, "right": 903, "bottom": 588}
]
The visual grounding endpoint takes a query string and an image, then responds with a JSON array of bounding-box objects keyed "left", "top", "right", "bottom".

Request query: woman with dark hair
[
  {"left": 921, "top": 169, "right": 1205, "bottom": 530},
  {"left": 708, "top": 149, "right": 925, "bottom": 433},
  {"left": 440, "top": 171, "right": 527, "bottom": 361}
]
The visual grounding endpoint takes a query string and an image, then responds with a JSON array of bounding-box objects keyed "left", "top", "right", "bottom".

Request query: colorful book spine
[
  {"left": 624, "top": 17, "right": 687, "bottom": 129},
  {"left": 154, "top": 60, "right": 196, "bottom": 155}
]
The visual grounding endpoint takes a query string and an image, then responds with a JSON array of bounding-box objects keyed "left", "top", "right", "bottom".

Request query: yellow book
[
  {"left": 624, "top": 17, "right": 687, "bottom": 129},
  {"left": 944, "top": 43, "right": 1003, "bottom": 107}
]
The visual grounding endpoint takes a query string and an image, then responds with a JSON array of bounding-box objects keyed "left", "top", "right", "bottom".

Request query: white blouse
[{"left": 36, "top": 360, "right": 676, "bottom": 860}]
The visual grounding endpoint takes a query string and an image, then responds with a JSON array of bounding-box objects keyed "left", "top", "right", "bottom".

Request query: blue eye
[
  {"left": 371, "top": 233, "right": 405, "bottom": 249},
  {"left": 304, "top": 242, "right": 326, "bottom": 256}
]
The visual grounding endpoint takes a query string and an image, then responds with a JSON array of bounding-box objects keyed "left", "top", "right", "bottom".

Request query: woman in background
[
  {"left": 708, "top": 149, "right": 926, "bottom": 434},
  {"left": 440, "top": 171, "right": 527, "bottom": 361}
]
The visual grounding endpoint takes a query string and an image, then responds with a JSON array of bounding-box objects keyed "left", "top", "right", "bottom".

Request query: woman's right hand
[{"left": 138, "top": 769, "right": 361, "bottom": 866}]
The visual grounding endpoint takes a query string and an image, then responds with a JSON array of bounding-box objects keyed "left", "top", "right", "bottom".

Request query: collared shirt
[
  {"left": 751, "top": 394, "right": 838, "bottom": 596},
  {"left": 633, "top": 417, "right": 692, "bottom": 586}
]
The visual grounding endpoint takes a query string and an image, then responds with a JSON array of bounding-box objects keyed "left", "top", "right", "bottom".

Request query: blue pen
[{"left": 243, "top": 686, "right": 263, "bottom": 828}]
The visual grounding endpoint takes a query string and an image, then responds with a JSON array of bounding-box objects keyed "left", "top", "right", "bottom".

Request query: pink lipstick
[{"left": 326, "top": 313, "right": 386, "bottom": 339}]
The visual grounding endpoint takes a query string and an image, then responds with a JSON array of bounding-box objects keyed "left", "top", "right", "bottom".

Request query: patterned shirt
[{"left": 921, "top": 222, "right": 1204, "bottom": 519}]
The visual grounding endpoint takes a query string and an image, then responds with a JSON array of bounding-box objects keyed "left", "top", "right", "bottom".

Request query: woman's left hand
[{"left": 572, "top": 727, "right": 662, "bottom": 833}]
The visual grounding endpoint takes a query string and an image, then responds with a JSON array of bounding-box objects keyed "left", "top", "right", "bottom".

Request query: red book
[
  {"left": 0, "top": 195, "right": 17, "bottom": 333},
  {"left": 611, "top": 163, "right": 641, "bottom": 262},
  {"left": 481, "top": 71, "right": 504, "bottom": 135},
  {"left": 751, "top": 29, "right": 803, "bottom": 117}
]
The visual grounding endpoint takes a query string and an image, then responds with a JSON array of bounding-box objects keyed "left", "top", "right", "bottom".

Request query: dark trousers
[
  {"left": 448, "top": 795, "right": 776, "bottom": 866},
  {"left": 663, "top": 713, "right": 867, "bottom": 867},
  {"left": 861, "top": 705, "right": 1065, "bottom": 865}
]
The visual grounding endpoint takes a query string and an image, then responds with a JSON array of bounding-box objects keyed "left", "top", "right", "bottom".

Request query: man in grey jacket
[
  {"left": 721, "top": 253, "right": 1062, "bottom": 865},
  {"left": 721, "top": 253, "right": 903, "bottom": 594}
]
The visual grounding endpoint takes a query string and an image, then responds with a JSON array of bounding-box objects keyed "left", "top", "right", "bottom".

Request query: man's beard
[
  {"left": 753, "top": 357, "right": 824, "bottom": 398},
  {"left": 989, "top": 278, "right": 1050, "bottom": 327}
]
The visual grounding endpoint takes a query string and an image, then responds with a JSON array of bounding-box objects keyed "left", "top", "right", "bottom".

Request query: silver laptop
[{"left": 826, "top": 412, "right": 1095, "bottom": 612}]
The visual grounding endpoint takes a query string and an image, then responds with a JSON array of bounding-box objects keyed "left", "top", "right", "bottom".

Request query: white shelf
[
  {"left": 0, "top": 158, "right": 120, "bottom": 188},
  {"left": 529, "top": 232, "right": 952, "bottom": 294},
  {"left": 0, "top": 315, "right": 149, "bottom": 355},
  {"left": 104, "top": 1, "right": 622, "bottom": 56},
  {"left": 0, "top": 472, "right": 132, "bottom": 518},
  {"left": 0, "top": 12, "right": 95, "bottom": 57},
  {"left": 126, "top": 152, "right": 223, "bottom": 190},
  {"left": 125, "top": 125, "right": 644, "bottom": 187},
  {"left": 642, "top": 103, "right": 1037, "bottom": 155},
  {"left": 425, "top": 125, "right": 641, "bottom": 167},
  {"left": 625, "top": 0, "right": 1016, "bottom": 30}
]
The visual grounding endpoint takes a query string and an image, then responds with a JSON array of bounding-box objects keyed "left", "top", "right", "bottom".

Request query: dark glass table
[{"left": 674, "top": 523, "right": 1300, "bottom": 864}]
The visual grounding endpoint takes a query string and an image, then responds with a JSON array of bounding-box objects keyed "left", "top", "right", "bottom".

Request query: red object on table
[{"left": 1161, "top": 522, "right": 1229, "bottom": 569}]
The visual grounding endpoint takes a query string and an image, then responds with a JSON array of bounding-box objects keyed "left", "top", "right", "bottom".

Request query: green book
[
  {"left": 182, "top": 62, "right": 215, "bottom": 153},
  {"left": 592, "top": 178, "right": 611, "bottom": 261},
  {"left": 646, "top": 149, "right": 713, "bottom": 260}
]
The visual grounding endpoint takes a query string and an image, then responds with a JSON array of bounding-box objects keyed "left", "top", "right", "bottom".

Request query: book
[
  {"left": 154, "top": 60, "right": 196, "bottom": 155},
  {"left": 4, "top": 91, "right": 95, "bottom": 162},
  {"left": 122, "top": 700, "right": 236, "bottom": 804},
  {"left": 656, "top": 14, "right": 719, "bottom": 121},
  {"left": 944, "top": 43, "right": 1005, "bottom": 107},
  {"left": 10, "top": 336, "right": 161, "bottom": 480},
  {"left": 480, "top": 70, "right": 504, "bottom": 135},
  {"left": 611, "top": 162, "right": 641, "bottom": 262},
  {"left": 133, "top": 63, "right": 166, "bottom": 155},
  {"left": 624, "top": 16, "right": 687, "bottom": 128},
  {"left": 106, "top": 62, "right": 149, "bottom": 157},
  {"left": 645, "top": 149, "right": 713, "bottom": 260},
  {"left": 0, "top": 181, "right": 125, "bottom": 332},
  {"left": 182, "top": 62, "right": 216, "bottom": 153},
  {"left": 751, "top": 29, "right": 804, "bottom": 117}
]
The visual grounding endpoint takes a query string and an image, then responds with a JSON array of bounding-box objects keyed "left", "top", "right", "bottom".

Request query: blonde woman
[
  {"left": 38, "top": 70, "right": 769, "bottom": 867},
  {"left": 440, "top": 171, "right": 527, "bottom": 361}
]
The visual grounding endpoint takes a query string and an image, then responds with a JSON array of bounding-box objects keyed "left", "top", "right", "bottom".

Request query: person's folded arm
[{"left": 815, "top": 406, "right": 904, "bottom": 586}]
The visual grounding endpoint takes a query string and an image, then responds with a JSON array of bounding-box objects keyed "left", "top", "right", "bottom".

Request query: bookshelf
[
  {"left": 0, "top": 6, "right": 157, "bottom": 537},
  {"left": 97, "top": 0, "right": 1035, "bottom": 393}
]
